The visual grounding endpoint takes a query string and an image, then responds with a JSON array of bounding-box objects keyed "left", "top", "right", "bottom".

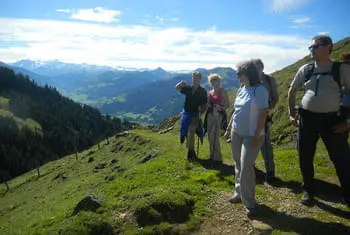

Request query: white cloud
[
  {"left": 56, "top": 9, "right": 71, "bottom": 14},
  {"left": 289, "top": 16, "right": 315, "bottom": 29},
  {"left": 143, "top": 14, "right": 180, "bottom": 26},
  {"left": 0, "top": 18, "right": 310, "bottom": 73},
  {"left": 155, "top": 15, "right": 165, "bottom": 24},
  {"left": 268, "top": 0, "right": 313, "bottom": 12},
  {"left": 58, "top": 7, "right": 121, "bottom": 23},
  {"left": 292, "top": 17, "right": 310, "bottom": 24}
]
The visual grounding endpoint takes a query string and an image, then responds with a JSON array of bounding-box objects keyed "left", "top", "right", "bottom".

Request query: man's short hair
[
  {"left": 192, "top": 71, "right": 202, "bottom": 79},
  {"left": 312, "top": 34, "right": 333, "bottom": 54}
]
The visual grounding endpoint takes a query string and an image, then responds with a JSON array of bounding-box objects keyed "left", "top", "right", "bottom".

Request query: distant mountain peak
[{"left": 154, "top": 67, "right": 165, "bottom": 72}]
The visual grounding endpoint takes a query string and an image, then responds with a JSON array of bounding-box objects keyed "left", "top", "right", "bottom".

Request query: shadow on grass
[
  {"left": 255, "top": 204, "right": 350, "bottom": 235},
  {"left": 269, "top": 178, "right": 344, "bottom": 202},
  {"left": 313, "top": 179, "right": 343, "bottom": 203},
  {"left": 260, "top": 177, "right": 349, "bottom": 218},
  {"left": 265, "top": 177, "right": 302, "bottom": 194},
  {"left": 260, "top": 176, "right": 344, "bottom": 202},
  {"left": 196, "top": 158, "right": 234, "bottom": 177},
  {"left": 315, "top": 201, "right": 350, "bottom": 219}
]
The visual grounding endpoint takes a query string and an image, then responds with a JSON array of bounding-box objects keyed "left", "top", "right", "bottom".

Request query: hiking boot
[
  {"left": 300, "top": 191, "right": 315, "bottom": 206},
  {"left": 180, "top": 136, "right": 185, "bottom": 144},
  {"left": 246, "top": 207, "right": 257, "bottom": 218},
  {"left": 228, "top": 194, "right": 241, "bottom": 203},
  {"left": 187, "top": 150, "right": 193, "bottom": 162},
  {"left": 187, "top": 149, "right": 196, "bottom": 162},
  {"left": 266, "top": 171, "right": 276, "bottom": 184},
  {"left": 190, "top": 149, "right": 197, "bottom": 160}
]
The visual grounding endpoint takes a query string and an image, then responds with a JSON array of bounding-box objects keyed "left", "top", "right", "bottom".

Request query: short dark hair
[
  {"left": 253, "top": 58, "right": 264, "bottom": 70},
  {"left": 236, "top": 60, "right": 261, "bottom": 86},
  {"left": 312, "top": 34, "right": 333, "bottom": 54},
  {"left": 192, "top": 71, "right": 202, "bottom": 79}
]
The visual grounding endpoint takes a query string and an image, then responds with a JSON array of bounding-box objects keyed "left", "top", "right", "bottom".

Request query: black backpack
[{"left": 304, "top": 61, "right": 342, "bottom": 96}]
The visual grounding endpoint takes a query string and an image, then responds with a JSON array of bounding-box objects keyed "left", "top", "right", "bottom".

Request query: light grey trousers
[
  {"left": 231, "top": 131, "right": 263, "bottom": 209},
  {"left": 207, "top": 112, "right": 223, "bottom": 161}
]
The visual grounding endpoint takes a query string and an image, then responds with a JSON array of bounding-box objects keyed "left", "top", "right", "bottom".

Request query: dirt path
[{"left": 196, "top": 178, "right": 350, "bottom": 235}]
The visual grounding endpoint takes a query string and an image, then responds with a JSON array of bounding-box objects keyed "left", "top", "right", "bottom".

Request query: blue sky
[{"left": 1, "top": 0, "right": 349, "bottom": 72}]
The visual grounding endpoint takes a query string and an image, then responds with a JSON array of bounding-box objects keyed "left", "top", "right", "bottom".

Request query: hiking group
[{"left": 176, "top": 34, "right": 350, "bottom": 218}]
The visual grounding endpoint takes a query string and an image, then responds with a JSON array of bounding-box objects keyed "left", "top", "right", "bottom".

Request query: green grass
[
  {"left": 0, "top": 129, "right": 229, "bottom": 234},
  {"left": 0, "top": 128, "right": 349, "bottom": 234}
]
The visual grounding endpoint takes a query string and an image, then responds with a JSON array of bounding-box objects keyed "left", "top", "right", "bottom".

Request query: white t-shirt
[{"left": 232, "top": 85, "right": 268, "bottom": 136}]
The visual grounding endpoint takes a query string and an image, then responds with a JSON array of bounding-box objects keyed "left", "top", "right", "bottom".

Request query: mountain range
[{"left": 4, "top": 60, "right": 239, "bottom": 124}]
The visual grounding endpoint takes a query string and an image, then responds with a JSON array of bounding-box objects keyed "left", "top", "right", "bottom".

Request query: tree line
[{"left": 0, "top": 66, "right": 131, "bottom": 182}]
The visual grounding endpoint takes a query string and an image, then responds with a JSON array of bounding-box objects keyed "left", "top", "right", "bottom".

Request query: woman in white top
[{"left": 225, "top": 60, "right": 269, "bottom": 217}]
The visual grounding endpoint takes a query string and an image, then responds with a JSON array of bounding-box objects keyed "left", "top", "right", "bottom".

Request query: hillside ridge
[{"left": 1, "top": 128, "right": 350, "bottom": 234}]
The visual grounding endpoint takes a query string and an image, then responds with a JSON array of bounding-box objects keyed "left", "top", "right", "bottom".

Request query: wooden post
[
  {"left": 4, "top": 175, "right": 9, "bottom": 191},
  {"left": 35, "top": 160, "right": 40, "bottom": 178},
  {"left": 5, "top": 180, "right": 9, "bottom": 191}
]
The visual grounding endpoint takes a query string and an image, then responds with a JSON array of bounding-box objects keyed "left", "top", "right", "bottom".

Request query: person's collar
[{"left": 315, "top": 58, "right": 332, "bottom": 67}]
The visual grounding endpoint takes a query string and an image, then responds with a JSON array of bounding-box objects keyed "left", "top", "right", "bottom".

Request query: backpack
[
  {"left": 304, "top": 61, "right": 342, "bottom": 94},
  {"left": 303, "top": 61, "right": 349, "bottom": 119},
  {"left": 262, "top": 74, "right": 279, "bottom": 109}
]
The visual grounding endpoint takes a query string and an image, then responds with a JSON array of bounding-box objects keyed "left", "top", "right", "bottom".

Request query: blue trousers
[{"left": 298, "top": 109, "right": 350, "bottom": 203}]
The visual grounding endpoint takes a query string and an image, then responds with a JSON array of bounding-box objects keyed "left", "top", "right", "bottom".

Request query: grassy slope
[
  {"left": 1, "top": 38, "right": 350, "bottom": 234},
  {"left": 1, "top": 127, "right": 349, "bottom": 234}
]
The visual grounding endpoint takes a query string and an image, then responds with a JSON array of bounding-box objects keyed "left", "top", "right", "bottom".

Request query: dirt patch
[{"left": 196, "top": 180, "right": 350, "bottom": 234}]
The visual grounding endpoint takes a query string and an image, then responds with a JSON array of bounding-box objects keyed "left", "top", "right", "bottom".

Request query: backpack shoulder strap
[
  {"left": 264, "top": 74, "right": 274, "bottom": 93},
  {"left": 331, "top": 61, "right": 342, "bottom": 90},
  {"left": 304, "top": 62, "right": 315, "bottom": 82}
]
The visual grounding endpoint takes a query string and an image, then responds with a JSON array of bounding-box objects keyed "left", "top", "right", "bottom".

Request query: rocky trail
[{"left": 195, "top": 166, "right": 350, "bottom": 235}]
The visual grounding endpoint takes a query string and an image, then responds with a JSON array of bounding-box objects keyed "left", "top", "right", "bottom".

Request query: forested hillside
[{"left": 0, "top": 67, "right": 130, "bottom": 181}]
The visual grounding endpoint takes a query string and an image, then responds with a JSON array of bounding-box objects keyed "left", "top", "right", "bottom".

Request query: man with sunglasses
[{"left": 288, "top": 34, "right": 350, "bottom": 207}]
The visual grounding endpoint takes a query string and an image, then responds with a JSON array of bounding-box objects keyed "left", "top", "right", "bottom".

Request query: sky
[{"left": 1, "top": 0, "right": 349, "bottom": 73}]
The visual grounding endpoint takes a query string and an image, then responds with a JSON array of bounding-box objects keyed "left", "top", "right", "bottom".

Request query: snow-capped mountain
[
  {"left": 0, "top": 61, "right": 53, "bottom": 85},
  {"left": 10, "top": 60, "right": 114, "bottom": 77}
]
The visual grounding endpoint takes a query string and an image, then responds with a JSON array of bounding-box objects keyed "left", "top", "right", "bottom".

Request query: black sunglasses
[{"left": 308, "top": 44, "right": 326, "bottom": 51}]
